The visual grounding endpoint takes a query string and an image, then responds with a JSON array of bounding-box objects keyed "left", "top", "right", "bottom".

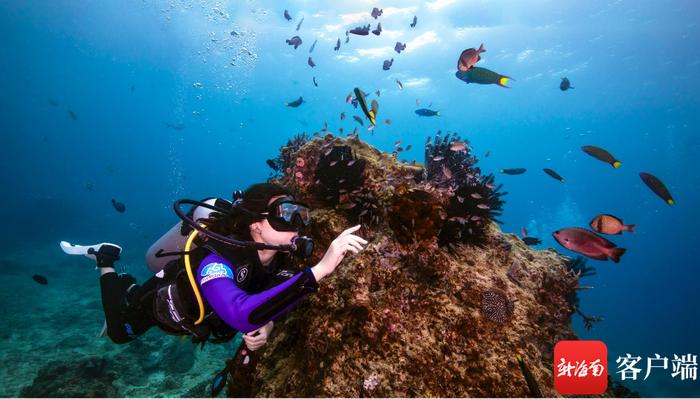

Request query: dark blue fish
[
  {"left": 286, "top": 96, "right": 304, "bottom": 107},
  {"left": 32, "top": 274, "right": 48, "bottom": 285},
  {"left": 522, "top": 237, "right": 542, "bottom": 246},
  {"left": 47, "top": 98, "right": 59, "bottom": 107},
  {"left": 296, "top": 17, "right": 304, "bottom": 31},
  {"left": 286, "top": 36, "right": 302, "bottom": 49},
  {"left": 415, "top": 108, "right": 440, "bottom": 117},
  {"left": 371, "top": 7, "right": 383, "bottom": 19},
  {"left": 350, "top": 24, "right": 370, "bottom": 36},
  {"left": 283, "top": 9, "right": 292, "bottom": 21},
  {"left": 68, "top": 110, "right": 78, "bottom": 120},
  {"left": 308, "top": 57, "right": 316, "bottom": 67},
  {"left": 500, "top": 168, "right": 526, "bottom": 175},
  {"left": 382, "top": 58, "right": 393, "bottom": 71},
  {"left": 560, "top": 77, "right": 574, "bottom": 91},
  {"left": 313, "top": 77, "right": 318, "bottom": 87},
  {"left": 334, "top": 38, "right": 340, "bottom": 51},
  {"left": 112, "top": 199, "right": 126, "bottom": 213},
  {"left": 394, "top": 42, "right": 406, "bottom": 54},
  {"left": 410, "top": 15, "right": 417, "bottom": 28},
  {"left": 353, "top": 115, "right": 364, "bottom": 126},
  {"left": 309, "top": 39, "right": 317, "bottom": 53},
  {"left": 372, "top": 23, "right": 382, "bottom": 36},
  {"left": 345, "top": 36, "right": 349, "bottom": 44}
]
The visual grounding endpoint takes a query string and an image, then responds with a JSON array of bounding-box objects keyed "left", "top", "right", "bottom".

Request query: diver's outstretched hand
[
  {"left": 243, "top": 321, "right": 273, "bottom": 351},
  {"left": 311, "top": 225, "right": 367, "bottom": 283}
]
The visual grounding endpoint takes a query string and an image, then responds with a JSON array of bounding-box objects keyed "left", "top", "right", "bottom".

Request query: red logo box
[{"left": 554, "top": 340, "right": 608, "bottom": 395}]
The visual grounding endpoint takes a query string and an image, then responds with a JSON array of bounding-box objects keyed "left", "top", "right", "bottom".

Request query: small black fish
[
  {"left": 285, "top": 36, "right": 302, "bottom": 49},
  {"left": 68, "top": 110, "right": 78, "bottom": 120},
  {"left": 382, "top": 58, "right": 393, "bottom": 71},
  {"left": 394, "top": 42, "right": 406, "bottom": 54},
  {"left": 375, "top": 90, "right": 381, "bottom": 97},
  {"left": 350, "top": 24, "right": 371, "bottom": 36},
  {"left": 313, "top": 77, "right": 318, "bottom": 87},
  {"left": 560, "top": 77, "right": 574, "bottom": 91},
  {"left": 500, "top": 168, "right": 526, "bottom": 175},
  {"left": 581, "top": 145, "right": 621, "bottom": 168},
  {"left": 283, "top": 9, "right": 292, "bottom": 21},
  {"left": 32, "top": 274, "right": 48, "bottom": 285},
  {"left": 543, "top": 168, "right": 565, "bottom": 182},
  {"left": 112, "top": 199, "right": 126, "bottom": 213},
  {"left": 334, "top": 38, "right": 341, "bottom": 51},
  {"left": 640, "top": 172, "right": 675, "bottom": 205},
  {"left": 340, "top": 112, "right": 346, "bottom": 120},
  {"left": 309, "top": 39, "right": 317, "bottom": 53},
  {"left": 371, "top": 7, "right": 383, "bottom": 19},
  {"left": 353, "top": 115, "right": 364, "bottom": 126},
  {"left": 372, "top": 23, "right": 382, "bottom": 36},
  {"left": 308, "top": 56, "right": 316, "bottom": 67},
  {"left": 266, "top": 159, "right": 278, "bottom": 171},
  {"left": 47, "top": 98, "right": 59, "bottom": 107},
  {"left": 296, "top": 17, "right": 304, "bottom": 31},
  {"left": 286, "top": 96, "right": 304, "bottom": 107},
  {"left": 516, "top": 355, "right": 543, "bottom": 398},
  {"left": 410, "top": 15, "right": 417, "bottom": 28},
  {"left": 522, "top": 237, "right": 542, "bottom": 246}
]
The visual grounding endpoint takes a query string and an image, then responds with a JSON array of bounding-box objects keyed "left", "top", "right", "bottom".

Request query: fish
[
  {"left": 432, "top": 155, "right": 445, "bottom": 161},
  {"left": 371, "top": 7, "right": 383, "bottom": 19},
  {"left": 296, "top": 17, "right": 304, "bottom": 31},
  {"left": 370, "top": 100, "right": 379, "bottom": 119},
  {"left": 349, "top": 24, "right": 371, "bottom": 36},
  {"left": 516, "top": 355, "right": 543, "bottom": 398},
  {"left": 313, "top": 77, "right": 318, "bottom": 87},
  {"left": 32, "top": 274, "right": 48, "bottom": 285},
  {"left": 455, "top": 66, "right": 512, "bottom": 88},
  {"left": 405, "top": 145, "right": 412, "bottom": 151},
  {"left": 396, "top": 79, "right": 404, "bottom": 90},
  {"left": 477, "top": 204, "right": 490, "bottom": 210},
  {"left": 382, "top": 58, "right": 393, "bottom": 71},
  {"left": 543, "top": 168, "right": 565, "bottom": 182},
  {"left": 334, "top": 38, "right": 341, "bottom": 51},
  {"left": 450, "top": 141, "right": 467, "bottom": 151},
  {"left": 372, "top": 23, "right": 382, "bottom": 36},
  {"left": 415, "top": 108, "right": 440, "bottom": 117},
  {"left": 85, "top": 182, "right": 93, "bottom": 191},
  {"left": 285, "top": 96, "right": 304, "bottom": 107},
  {"left": 394, "top": 42, "right": 406, "bottom": 54},
  {"left": 485, "top": 151, "right": 491, "bottom": 157},
  {"left": 500, "top": 168, "right": 526, "bottom": 175},
  {"left": 285, "top": 36, "right": 302, "bottom": 49},
  {"left": 442, "top": 165, "right": 453, "bottom": 179},
  {"left": 353, "top": 115, "right": 364, "bottom": 126},
  {"left": 346, "top": 93, "right": 354, "bottom": 103},
  {"left": 68, "top": 110, "right": 78, "bottom": 120},
  {"left": 640, "top": 172, "right": 675, "bottom": 205},
  {"left": 165, "top": 122, "right": 185, "bottom": 130},
  {"left": 47, "top": 98, "right": 59, "bottom": 106},
  {"left": 384, "top": 119, "right": 392, "bottom": 125},
  {"left": 309, "top": 39, "right": 317, "bottom": 53},
  {"left": 581, "top": 145, "right": 621, "bottom": 168},
  {"left": 375, "top": 90, "right": 381, "bottom": 97},
  {"left": 354, "top": 87, "right": 377, "bottom": 126},
  {"left": 394, "top": 140, "right": 402, "bottom": 147},
  {"left": 410, "top": 15, "right": 417, "bottom": 28},
  {"left": 112, "top": 199, "right": 126, "bottom": 213},
  {"left": 308, "top": 57, "right": 316, "bottom": 67},
  {"left": 560, "top": 77, "right": 574, "bottom": 91},
  {"left": 521, "top": 226, "right": 528, "bottom": 237},
  {"left": 552, "top": 227, "right": 626, "bottom": 263},
  {"left": 522, "top": 237, "right": 542, "bottom": 246},
  {"left": 266, "top": 159, "right": 278, "bottom": 171},
  {"left": 283, "top": 9, "right": 292, "bottom": 21},
  {"left": 590, "top": 214, "right": 635, "bottom": 235},
  {"left": 340, "top": 112, "right": 346, "bottom": 120},
  {"left": 345, "top": 36, "right": 349, "bottom": 44},
  {"left": 458, "top": 43, "right": 486, "bottom": 72}
]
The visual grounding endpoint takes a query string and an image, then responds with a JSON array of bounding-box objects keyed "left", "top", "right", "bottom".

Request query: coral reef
[
  {"left": 230, "top": 133, "right": 613, "bottom": 397},
  {"left": 20, "top": 357, "right": 117, "bottom": 397}
]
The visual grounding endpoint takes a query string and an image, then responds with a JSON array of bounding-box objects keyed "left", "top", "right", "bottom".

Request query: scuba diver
[{"left": 61, "top": 183, "right": 367, "bottom": 355}]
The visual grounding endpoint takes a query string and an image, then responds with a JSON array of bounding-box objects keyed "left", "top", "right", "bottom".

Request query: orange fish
[
  {"left": 458, "top": 43, "right": 485, "bottom": 72},
  {"left": 590, "top": 214, "right": 635, "bottom": 235}
]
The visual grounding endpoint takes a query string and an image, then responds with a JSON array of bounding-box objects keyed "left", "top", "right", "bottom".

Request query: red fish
[
  {"left": 458, "top": 43, "right": 486, "bottom": 72},
  {"left": 590, "top": 214, "right": 635, "bottom": 235},
  {"left": 552, "top": 227, "right": 626, "bottom": 263}
]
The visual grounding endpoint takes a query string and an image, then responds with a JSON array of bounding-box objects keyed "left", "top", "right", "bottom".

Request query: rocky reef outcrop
[{"left": 234, "top": 133, "right": 612, "bottom": 397}]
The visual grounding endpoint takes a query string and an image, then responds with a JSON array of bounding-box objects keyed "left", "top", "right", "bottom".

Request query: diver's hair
[{"left": 201, "top": 183, "right": 292, "bottom": 240}]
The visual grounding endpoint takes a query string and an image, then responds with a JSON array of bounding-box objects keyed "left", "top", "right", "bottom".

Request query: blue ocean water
[{"left": 1, "top": 0, "right": 699, "bottom": 397}]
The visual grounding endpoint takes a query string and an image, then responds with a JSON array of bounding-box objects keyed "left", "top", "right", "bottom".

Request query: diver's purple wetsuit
[{"left": 196, "top": 253, "right": 318, "bottom": 333}]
